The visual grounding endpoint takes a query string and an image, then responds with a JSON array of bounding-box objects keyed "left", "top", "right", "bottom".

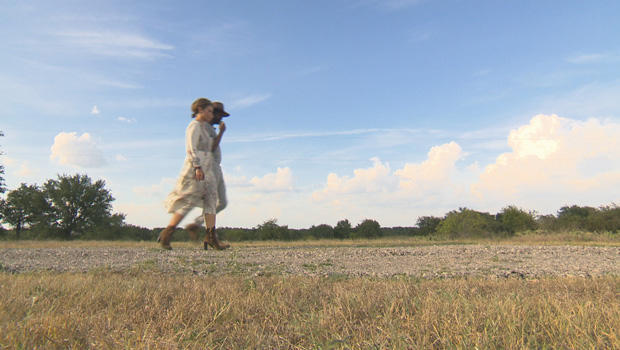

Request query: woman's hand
[
  {"left": 195, "top": 168, "right": 204, "bottom": 181},
  {"left": 218, "top": 121, "right": 226, "bottom": 134}
]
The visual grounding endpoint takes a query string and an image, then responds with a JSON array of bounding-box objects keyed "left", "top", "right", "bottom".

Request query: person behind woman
[
  {"left": 158, "top": 98, "right": 230, "bottom": 250},
  {"left": 184, "top": 101, "right": 230, "bottom": 237}
]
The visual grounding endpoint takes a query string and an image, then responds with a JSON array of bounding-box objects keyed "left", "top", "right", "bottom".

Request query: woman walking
[{"left": 158, "top": 98, "right": 230, "bottom": 250}]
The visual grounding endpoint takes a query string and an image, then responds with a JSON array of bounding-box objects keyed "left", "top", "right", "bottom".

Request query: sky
[{"left": 1, "top": 0, "right": 619, "bottom": 229}]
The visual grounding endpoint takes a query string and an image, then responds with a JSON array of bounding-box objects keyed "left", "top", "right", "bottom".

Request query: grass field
[
  {"left": 1, "top": 273, "right": 617, "bottom": 349},
  {"left": 1, "top": 235, "right": 618, "bottom": 349}
]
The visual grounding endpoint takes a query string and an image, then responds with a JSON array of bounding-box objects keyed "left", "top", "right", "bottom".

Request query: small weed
[{"left": 302, "top": 263, "right": 318, "bottom": 271}]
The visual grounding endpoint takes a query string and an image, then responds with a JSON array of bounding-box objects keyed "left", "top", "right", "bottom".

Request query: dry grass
[
  {"left": 1, "top": 272, "right": 617, "bottom": 349},
  {"left": 0, "top": 231, "right": 618, "bottom": 249}
]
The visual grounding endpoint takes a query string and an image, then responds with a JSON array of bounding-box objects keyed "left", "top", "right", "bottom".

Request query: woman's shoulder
[{"left": 186, "top": 120, "right": 202, "bottom": 130}]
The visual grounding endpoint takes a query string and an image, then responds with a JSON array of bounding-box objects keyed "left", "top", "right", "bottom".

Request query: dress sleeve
[
  {"left": 185, "top": 122, "right": 213, "bottom": 171},
  {"left": 186, "top": 122, "right": 208, "bottom": 168}
]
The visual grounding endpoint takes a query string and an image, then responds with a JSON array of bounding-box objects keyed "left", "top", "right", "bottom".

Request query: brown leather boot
[
  {"left": 185, "top": 223, "right": 201, "bottom": 241},
  {"left": 204, "top": 227, "right": 230, "bottom": 250},
  {"left": 158, "top": 226, "right": 175, "bottom": 250}
]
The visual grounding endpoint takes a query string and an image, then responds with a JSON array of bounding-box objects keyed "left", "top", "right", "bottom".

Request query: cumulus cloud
[
  {"left": 313, "top": 142, "right": 472, "bottom": 205},
  {"left": 312, "top": 157, "right": 395, "bottom": 201},
  {"left": 115, "top": 114, "right": 620, "bottom": 229},
  {"left": 91, "top": 105, "right": 100, "bottom": 115},
  {"left": 249, "top": 167, "right": 294, "bottom": 192},
  {"left": 395, "top": 142, "right": 463, "bottom": 192},
  {"left": 50, "top": 132, "right": 107, "bottom": 167},
  {"left": 471, "top": 114, "right": 620, "bottom": 201}
]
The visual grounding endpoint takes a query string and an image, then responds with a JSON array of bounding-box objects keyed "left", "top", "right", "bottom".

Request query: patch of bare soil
[{"left": 1, "top": 245, "right": 618, "bottom": 278}]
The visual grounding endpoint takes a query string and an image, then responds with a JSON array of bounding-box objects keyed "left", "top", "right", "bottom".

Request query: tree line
[{"left": 0, "top": 172, "right": 618, "bottom": 241}]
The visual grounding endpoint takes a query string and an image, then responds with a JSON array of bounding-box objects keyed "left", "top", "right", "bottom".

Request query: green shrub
[
  {"left": 497, "top": 206, "right": 537, "bottom": 234},
  {"left": 536, "top": 215, "right": 559, "bottom": 232},
  {"left": 586, "top": 204, "right": 620, "bottom": 233},
  {"left": 416, "top": 216, "right": 442, "bottom": 235},
  {"left": 334, "top": 219, "right": 352, "bottom": 239},
  {"left": 352, "top": 219, "right": 382, "bottom": 239},
  {"left": 436, "top": 208, "right": 502, "bottom": 238},
  {"left": 219, "top": 228, "right": 254, "bottom": 242},
  {"left": 556, "top": 205, "right": 597, "bottom": 230},
  {"left": 308, "top": 224, "right": 334, "bottom": 239},
  {"left": 255, "top": 219, "right": 290, "bottom": 240}
]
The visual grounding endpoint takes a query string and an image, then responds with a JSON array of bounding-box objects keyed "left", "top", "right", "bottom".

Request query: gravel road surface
[{"left": 1, "top": 245, "right": 618, "bottom": 278}]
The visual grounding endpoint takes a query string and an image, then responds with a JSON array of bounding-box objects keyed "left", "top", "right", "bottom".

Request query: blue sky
[{"left": 2, "top": 0, "right": 619, "bottom": 228}]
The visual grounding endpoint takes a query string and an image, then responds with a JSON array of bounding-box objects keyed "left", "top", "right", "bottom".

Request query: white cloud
[
  {"left": 309, "top": 113, "right": 620, "bottom": 224},
  {"left": 187, "top": 20, "right": 260, "bottom": 58},
  {"left": 16, "top": 161, "right": 34, "bottom": 177},
  {"left": 312, "top": 157, "right": 395, "bottom": 201},
  {"left": 91, "top": 105, "right": 100, "bottom": 115},
  {"left": 296, "top": 65, "right": 325, "bottom": 77},
  {"left": 114, "top": 201, "right": 169, "bottom": 228},
  {"left": 96, "top": 78, "right": 141, "bottom": 89},
  {"left": 225, "top": 174, "right": 251, "bottom": 187},
  {"left": 115, "top": 154, "right": 128, "bottom": 162},
  {"left": 2, "top": 157, "right": 37, "bottom": 178},
  {"left": 225, "top": 167, "right": 294, "bottom": 192},
  {"left": 50, "top": 132, "right": 107, "bottom": 167},
  {"left": 229, "top": 93, "right": 272, "bottom": 110},
  {"left": 117, "top": 116, "right": 136, "bottom": 123},
  {"left": 566, "top": 53, "right": 617, "bottom": 64},
  {"left": 56, "top": 31, "right": 174, "bottom": 59},
  {"left": 227, "top": 128, "right": 426, "bottom": 143},
  {"left": 313, "top": 142, "right": 469, "bottom": 202},
  {"left": 471, "top": 114, "right": 620, "bottom": 201},
  {"left": 395, "top": 142, "right": 463, "bottom": 192},
  {"left": 133, "top": 177, "right": 176, "bottom": 198},
  {"left": 536, "top": 81, "right": 620, "bottom": 119},
  {"left": 311, "top": 142, "right": 476, "bottom": 221},
  {"left": 249, "top": 167, "right": 294, "bottom": 192},
  {"left": 113, "top": 114, "right": 620, "bottom": 229}
]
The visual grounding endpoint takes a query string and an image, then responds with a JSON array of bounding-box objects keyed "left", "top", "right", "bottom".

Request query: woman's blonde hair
[{"left": 191, "top": 97, "right": 212, "bottom": 118}]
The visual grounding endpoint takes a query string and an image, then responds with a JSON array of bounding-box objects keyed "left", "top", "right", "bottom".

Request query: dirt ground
[{"left": 1, "top": 244, "right": 618, "bottom": 278}]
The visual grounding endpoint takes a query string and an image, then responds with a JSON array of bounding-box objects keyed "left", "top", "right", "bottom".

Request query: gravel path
[{"left": 1, "top": 245, "right": 618, "bottom": 278}]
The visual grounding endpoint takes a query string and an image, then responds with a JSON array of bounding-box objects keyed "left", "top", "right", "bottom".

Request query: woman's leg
[
  {"left": 159, "top": 206, "right": 191, "bottom": 249},
  {"left": 203, "top": 211, "right": 229, "bottom": 250},
  {"left": 167, "top": 213, "right": 185, "bottom": 228},
  {"left": 204, "top": 213, "right": 216, "bottom": 229}
]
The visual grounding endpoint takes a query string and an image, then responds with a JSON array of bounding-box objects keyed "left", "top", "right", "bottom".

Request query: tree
[
  {"left": 255, "top": 218, "right": 290, "bottom": 241},
  {"left": 82, "top": 213, "right": 126, "bottom": 240},
  {"left": 334, "top": 219, "right": 352, "bottom": 239},
  {"left": 309, "top": 224, "right": 334, "bottom": 239},
  {"left": 497, "top": 206, "right": 537, "bottom": 234},
  {"left": 43, "top": 174, "right": 115, "bottom": 239},
  {"left": 353, "top": 219, "right": 382, "bottom": 238},
  {"left": 0, "top": 184, "right": 46, "bottom": 239},
  {"left": 436, "top": 208, "right": 501, "bottom": 238},
  {"left": 0, "top": 131, "right": 6, "bottom": 194},
  {"left": 556, "top": 205, "right": 597, "bottom": 230},
  {"left": 416, "top": 216, "right": 442, "bottom": 235}
]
